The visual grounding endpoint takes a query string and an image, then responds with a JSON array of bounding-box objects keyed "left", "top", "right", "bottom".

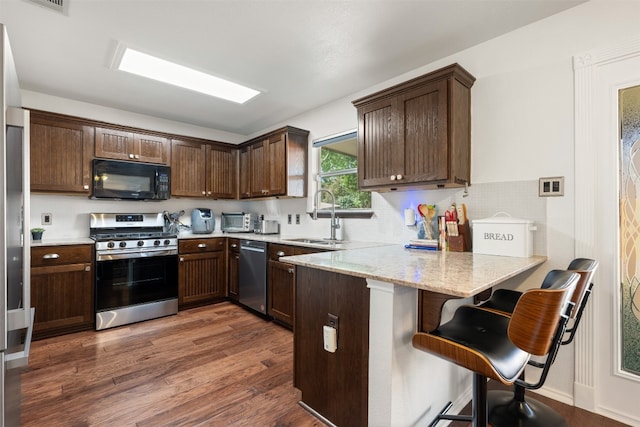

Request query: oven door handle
[{"left": 96, "top": 249, "right": 178, "bottom": 261}]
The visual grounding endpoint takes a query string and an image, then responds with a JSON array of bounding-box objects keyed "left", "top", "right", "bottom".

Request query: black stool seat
[
  {"left": 431, "top": 306, "right": 529, "bottom": 382},
  {"left": 475, "top": 288, "right": 520, "bottom": 314}
]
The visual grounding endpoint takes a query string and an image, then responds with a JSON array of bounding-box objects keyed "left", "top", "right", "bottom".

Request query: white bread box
[{"left": 472, "top": 214, "right": 537, "bottom": 257}]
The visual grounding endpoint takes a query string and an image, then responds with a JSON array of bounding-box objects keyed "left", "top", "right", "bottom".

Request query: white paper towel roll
[{"left": 404, "top": 208, "right": 416, "bottom": 226}]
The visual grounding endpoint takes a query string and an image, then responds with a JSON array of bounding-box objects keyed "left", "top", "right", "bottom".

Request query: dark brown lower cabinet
[
  {"left": 268, "top": 244, "right": 326, "bottom": 329},
  {"left": 294, "top": 266, "right": 369, "bottom": 427},
  {"left": 31, "top": 244, "right": 94, "bottom": 340},
  {"left": 178, "top": 238, "right": 226, "bottom": 309}
]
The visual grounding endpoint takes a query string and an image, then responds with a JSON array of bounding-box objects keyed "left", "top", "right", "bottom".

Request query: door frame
[{"left": 574, "top": 36, "right": 640, "bottom": 424}]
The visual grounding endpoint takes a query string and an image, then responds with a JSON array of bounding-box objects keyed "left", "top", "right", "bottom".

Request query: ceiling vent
[{"left": 25, "top": 0, "right": 68, "bottom": 15}]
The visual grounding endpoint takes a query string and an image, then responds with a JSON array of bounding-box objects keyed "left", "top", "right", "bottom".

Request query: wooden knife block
[{"left": 448, "top": 222, "right": 471, "bottom": 252}]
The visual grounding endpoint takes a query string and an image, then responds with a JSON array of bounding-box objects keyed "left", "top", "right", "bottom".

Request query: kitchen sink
[{"left": 282, "top": 238, "right": 338, "bottom": 246}]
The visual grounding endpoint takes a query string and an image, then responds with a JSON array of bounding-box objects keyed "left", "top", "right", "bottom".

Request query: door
[
  {"left": 206, "top": 144, "right": 237, "bottom": 199},
  {"left": 171, "top": 139, "right": 206, "bottom": 198},
  {"left": 399, "top": 79, "right": 449, "bottom": 184},
  {"left": 575, "top": 42, "right": 640, "bottom": 423},
  {"left": 250, "top": 140, "right": 268, "bottom": 197},
  {"left": 357, "top": 97, "right": 401, "bottom": 188}
]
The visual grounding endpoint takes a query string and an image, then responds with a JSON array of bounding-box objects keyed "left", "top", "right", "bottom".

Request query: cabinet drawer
[
  {"left": 179, "top": 238, "right": 225, "bottom": 254},
  {"left": 31, "top": 245, "right": 92, "bottom": 267},
  {"left": 269, "top": 244, "right": 296, "bottom": 261},
  {"left": 269, "top": 243, "right": 326, "bottom": 261}
]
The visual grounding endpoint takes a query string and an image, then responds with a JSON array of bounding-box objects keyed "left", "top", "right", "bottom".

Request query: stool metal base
[{"left": 488, "top": 390, "right": 569, "bottom": 427}]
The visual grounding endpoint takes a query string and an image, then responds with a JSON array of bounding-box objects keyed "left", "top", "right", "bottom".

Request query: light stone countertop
[
  {"left": 177, "top": 231, "right": 391, "bottom": 251},
  {"left": 282, "top": 245, "right": 547, "bottom": 296},
  {"left": 30, "top": 237, "right": 94, "bottom": 247},
  {"left": 32, "top": 232, "right": 389, "bottom": 251}
]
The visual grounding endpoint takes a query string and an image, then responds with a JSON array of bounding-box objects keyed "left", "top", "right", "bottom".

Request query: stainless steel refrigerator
[{"left": 1, "top": 23, "right": 33, "bottom": 427}]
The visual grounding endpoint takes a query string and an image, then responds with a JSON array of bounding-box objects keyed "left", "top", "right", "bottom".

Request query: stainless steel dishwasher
[{"left": 239, "top": 240, "right": 268, "bottom": 314}]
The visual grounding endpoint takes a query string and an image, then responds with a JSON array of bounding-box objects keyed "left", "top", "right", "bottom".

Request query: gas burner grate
[{"left": 90, "top": 232, "right": 177, "bottom": 241}]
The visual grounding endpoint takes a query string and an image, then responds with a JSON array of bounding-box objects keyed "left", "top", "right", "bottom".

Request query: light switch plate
[
  {"left": 539, "top": 176, "right": 564, "bottom": 197},
  {"left": 41, "top": 212, "right": 52, "bottom": 225}
]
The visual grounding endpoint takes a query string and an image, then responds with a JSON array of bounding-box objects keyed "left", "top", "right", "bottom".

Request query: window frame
[{"left": 312, "top": 130, "right": 373, "bottom": 219}]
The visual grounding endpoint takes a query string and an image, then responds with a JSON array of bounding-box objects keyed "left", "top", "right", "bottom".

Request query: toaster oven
[{"left": 221, "top": 212, "right": 259, "bottom": 233}]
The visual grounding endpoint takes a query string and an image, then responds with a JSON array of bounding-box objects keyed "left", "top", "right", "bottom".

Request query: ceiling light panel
[{"left": 117, "top": 48, "right": 260, "bottom": 104}]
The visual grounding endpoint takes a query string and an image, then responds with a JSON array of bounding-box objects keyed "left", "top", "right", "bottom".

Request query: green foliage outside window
[{"left": 319, "top": 148, "right": 371, "bottom": 209}]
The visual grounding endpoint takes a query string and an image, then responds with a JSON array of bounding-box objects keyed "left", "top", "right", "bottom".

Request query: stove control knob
[
  {"left": 154, "top": 240, "right": 161, "bottom": 246},
  {"left": 107, "top": 241, "right": 115, "bottom": 249},
  {"left": 137, "top": 240, "right": 144, "bottom": 247},
  {"left": 164, "top": 239, "right": 171, "bottom": 246},
  {"left": 119, "top": 241, "right": 127, "bottom": 248}
]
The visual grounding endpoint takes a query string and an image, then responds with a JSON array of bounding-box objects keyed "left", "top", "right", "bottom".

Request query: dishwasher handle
[{"left": 240, "top": 244, "right": 266, "bottom": 253}]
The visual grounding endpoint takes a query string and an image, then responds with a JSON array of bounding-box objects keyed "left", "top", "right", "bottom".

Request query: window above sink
[{"left": 312, "top": 130, "right": 373, "bottom": 219}]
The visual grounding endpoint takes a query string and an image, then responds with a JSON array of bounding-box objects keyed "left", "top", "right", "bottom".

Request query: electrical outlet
[
  {"left": 538, "top": 176, "right": 564, "bottom": 197},
  {"left": 296, "top": 214, "right": 300, "bottom": 225},
  {"left": 287, "top": 214, "right": 292, "bottom": 224},
  {"left": 41, "top": 212, "right": 52, "bottom": 225}
]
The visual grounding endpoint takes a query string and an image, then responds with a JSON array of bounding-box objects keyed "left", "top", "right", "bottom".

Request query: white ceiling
[{"left": 1, "top": 0, "right": 585, "bottom": 136}]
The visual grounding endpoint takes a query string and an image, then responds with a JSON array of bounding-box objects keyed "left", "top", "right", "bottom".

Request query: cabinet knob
[
  {"left": 207, "top": 191, "right": 212, "bottom": 196},
  {"left": 85, "top": 266, "right": 91, "bottom": 272},
  {"left": 179, "top": 257, "right": 185, "bottom": 262},
  {"left": 396, "top": 174, "right": 403, "bottom": 180},
  {"left": 231, "top": 243, "right": 237, "bottom": 248},
  {"left": 288, "top": 267, "right": 295, "bottom": 274},
  {"left": 129, "top": 154, "right": 134, "bottom": 159},
  {"left": 83, "top": 184, "right": 89, "bottom": 190},
  {"left": 202, "top": 191, "right": 206, "bottom": 195},
  {"left": 197, "top": 243, "right": 207, "bottom": 248},
  {"left": 276, "top": 251, "right": 285, "bottom": 257},
  {"left": 390, "top": 175, "right": 396, "bottom": 181},
  {"left": 42, "top": 254, "right": 60, "bottom": 259},
  {"left": 134, "top": 154, "right": 140, "bottom": 159}
]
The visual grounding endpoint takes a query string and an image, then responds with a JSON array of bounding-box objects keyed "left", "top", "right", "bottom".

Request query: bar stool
[
  {"left": 412, "top": 270, "right": 579, "bottom": 427},
  {"left": 479, "top": 258, "right": 598, "bottom": 427}
]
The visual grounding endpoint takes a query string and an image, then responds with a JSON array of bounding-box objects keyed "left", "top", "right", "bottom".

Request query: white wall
[{"left": 24, "top": 1, "right": 640, "bottom": 423}]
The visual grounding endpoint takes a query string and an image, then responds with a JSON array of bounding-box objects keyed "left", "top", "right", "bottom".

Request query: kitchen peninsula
[{"left": 283, "top": 246, "right": 546, "bottom": 427}]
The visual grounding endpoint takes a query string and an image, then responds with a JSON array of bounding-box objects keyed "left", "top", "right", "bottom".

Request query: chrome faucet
[{"left": 312, "top": 189, "right": 340, "bottom": 241}]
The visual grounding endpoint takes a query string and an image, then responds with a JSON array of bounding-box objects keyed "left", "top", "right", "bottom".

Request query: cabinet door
[
  {"left": 31, "top": 262, "right": 93, "bottom": 339},
  {"left": 171, "top": 139, "right": 207, "bottom": 198},
  {"left": 295, "top": 267, "right": 370, "bottom": 426},
  {"left": 30, "top": 115, "right": 94, "bottom": 194},
  {"left": 206, "top": 144, "right": 238, "bottom": 199},
  {"left": 239, "top": 146, "right": 251, "bottom": 199},
  {"left": 250, "top": 140, "right": 268, "bottom": 197},
  {"left": 357, "top": 97, "right": 402, "bottom": 189},
  {"left": 94, "top": 127, "right": 135, "bottom": 162},
  {"left": 399, "top": 79, "right": 449, "bottom": 184},
  {"left": 268, "top": 260, "right": 295, "bottom": 328},
  {"left": 178, "top": 251, "right": 226, "bottom": 308},
  {"left": 228, "top": 240, "right": 240, "bottom": 300},
  {"left": 267, "top": 132, "right": 286, "bottom": 196},
  {"left": 133, "top": 133, "right": 170, "bottom": 164}
]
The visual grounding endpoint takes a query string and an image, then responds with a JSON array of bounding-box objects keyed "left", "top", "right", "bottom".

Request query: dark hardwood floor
[
  {"left": 21, "top": 302, "right": 631, "bottom": 426},
  {"left": 21, "top": 303, "right": 322, "bottom": 426}
]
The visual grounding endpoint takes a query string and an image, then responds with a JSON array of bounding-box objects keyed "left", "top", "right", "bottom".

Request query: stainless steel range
[{"left": 90, "top": 213, "right": 179, "bottom": 330}]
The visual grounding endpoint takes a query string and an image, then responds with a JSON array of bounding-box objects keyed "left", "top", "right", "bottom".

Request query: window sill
[{"left": 308, "top": 209, "right": 374, "bottom": 219}]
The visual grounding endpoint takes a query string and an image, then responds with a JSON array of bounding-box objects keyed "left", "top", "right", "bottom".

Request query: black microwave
[{"left": 91, "top": 159, "right": 170, "bottom": 200}]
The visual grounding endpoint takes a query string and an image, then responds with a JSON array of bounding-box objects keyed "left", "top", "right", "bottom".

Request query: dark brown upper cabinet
[
  {"left": 239, "top": 126, "right": 309, "bottom": 199},
  {"left": 30, "top": 111, "right": 94, "bottom": 194},
  {"left": 95, "top": 126, "right": 170, "bottom": 165},
  {"left": 352, "top": 63, "right": 475, "bottom": 192},
  {"left": 171, "top": 138, "right": 238, "bottom": 199}
]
